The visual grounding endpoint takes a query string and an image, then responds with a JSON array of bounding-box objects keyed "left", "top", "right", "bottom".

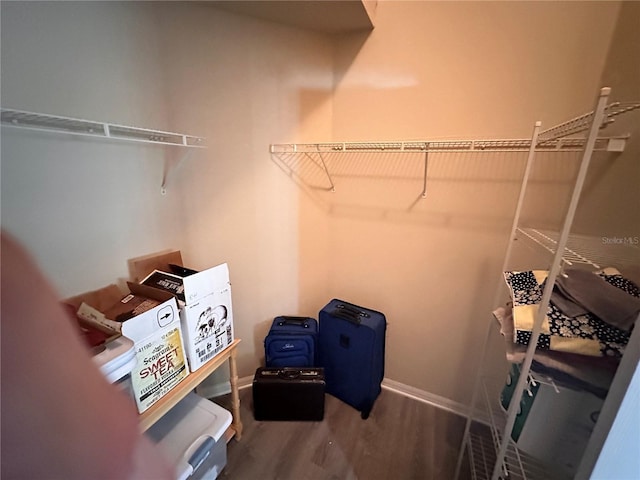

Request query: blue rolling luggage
[
  {"left": 318, "top": 299, "right": 386, "bottom": 419},
  {"left": 264, "top": 316, "right": 318, "bottom": 367}
]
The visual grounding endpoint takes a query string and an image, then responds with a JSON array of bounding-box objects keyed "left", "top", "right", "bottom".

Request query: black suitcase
[
  {"left": 252, "top": 367, "right": 325, "bottom": 421},
  {"left": 318, "top": 299, "right": 386, "bottom": 419},
  {"left": 264, "top": 316, "right": 318, "bottom": 368}
]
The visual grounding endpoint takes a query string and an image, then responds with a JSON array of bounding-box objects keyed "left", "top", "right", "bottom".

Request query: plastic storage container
[
  {"left": 92, "top": 334, "right": 137, "bottom": 401},
  {"left": 500, "top": 363, "right": 603, "bottom": 477},
  {"left": 146, "top": 392, "right": 232, "bottom": 480}
]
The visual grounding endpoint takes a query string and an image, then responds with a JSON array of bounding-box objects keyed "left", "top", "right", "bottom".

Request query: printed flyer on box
[{"left": 131, "top": 326, "right": 189, "bottom": 412}]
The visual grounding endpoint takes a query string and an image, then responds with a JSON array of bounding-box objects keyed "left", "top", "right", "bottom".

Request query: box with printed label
[
  {"left": 141, "top": 262, "right": 235, "bottom": 372},
  {"left": 93, "top": 283, "right": 190, "bottom": 413},
  {"left": 181, "top": 282, "right": 235, "bottom": 371}
]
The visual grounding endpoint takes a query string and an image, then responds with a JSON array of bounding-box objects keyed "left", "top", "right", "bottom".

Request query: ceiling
[{"left": 211, "top": 1, "right": 376, "bottom": 34}]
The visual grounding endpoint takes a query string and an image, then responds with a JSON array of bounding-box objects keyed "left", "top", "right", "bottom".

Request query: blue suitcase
[
  {"left": 264, "top": 316, "right": 318, "bottom": 367},
  {"left": 318, "top": 299, "right": 386, "bottom": 419}
]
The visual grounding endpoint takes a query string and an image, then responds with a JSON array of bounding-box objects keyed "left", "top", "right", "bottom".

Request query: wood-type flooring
[{"left": 214, "top": 387, "right": 472, "bottom": 480}]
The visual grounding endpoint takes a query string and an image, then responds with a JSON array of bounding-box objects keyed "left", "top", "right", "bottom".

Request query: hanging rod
[
  {"left": 270, "top": 136, "right": 628, "bottom": 154},
  {"left": 1, "top": 108, "right": 206, "bottom": 148}
]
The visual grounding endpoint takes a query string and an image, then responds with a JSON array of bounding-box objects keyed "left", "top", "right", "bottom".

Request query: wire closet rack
[
  {"left": 453, "top": 87, "right": 640, "bottom": 480},
  {"left": 269, "top": 98, "right": 637, "bottom": 201}
]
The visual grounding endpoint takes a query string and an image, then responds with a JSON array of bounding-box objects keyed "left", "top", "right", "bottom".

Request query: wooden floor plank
[{"left": 213, "top": 387, "right": 472, "bottom": 480}]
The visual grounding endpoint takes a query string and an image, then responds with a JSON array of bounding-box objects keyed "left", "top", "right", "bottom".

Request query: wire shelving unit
[{"left": 453, "top": 87, "right": 640, "bottom": 480}]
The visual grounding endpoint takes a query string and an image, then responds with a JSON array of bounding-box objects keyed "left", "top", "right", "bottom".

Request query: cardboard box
[
  {"left": 139, "top": 258, "right": 235, "bottom": 372},
  {"left": 179, "top": 270, "right": 235, "bottom": 371},
  {"left": 75, "top": 283, "right": 190, "bottom": 413},
  {"left": 140, "top": 270, "right": 187, "bottom": 303},
  {"left": 128, "top": 250, "right": 183, "bottom": 283}
]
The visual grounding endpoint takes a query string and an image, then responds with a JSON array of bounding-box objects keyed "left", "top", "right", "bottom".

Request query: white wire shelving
[
  {"left": 537, "top": 101, "right": 640, "bottom": 144},
  {"left": 270, "top": 96, "right": 640, "bottom": 158},
  {"left": 466, "top": 378, "right": 569, "bottom": 480},
  {"left": 1, "top": 108, "right": 206, "bottom": 194},
  {"left": 270, "top": 134, "right": 630, "bottom": 203},
  {"left": 270, "top": 96, "right": 639, "bottom": 208},
  {"left": 270, "top": 136, "right": 628, "bottom": 155},
  {"left": 0, "top": 108, "right": 205, "bottom": 148},
  {"left": 455, "top": 88, "right": 640, "bottom": 480},
  {"left": 516, "top": 228, "right": 640, "bottom": 270}
]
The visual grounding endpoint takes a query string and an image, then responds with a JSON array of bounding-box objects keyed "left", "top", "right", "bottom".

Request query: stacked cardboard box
[
  {"left": 64, "top": 249, "right": 235, "bottom": 413},
  {"left": 134, "top": 252, "right": 235, "bottom": 372},
  {"left": 68, "top": 283, "right": 190, "bottom": 413}
]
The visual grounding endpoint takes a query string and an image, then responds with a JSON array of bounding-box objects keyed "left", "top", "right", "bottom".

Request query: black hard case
[{"left": 252, "top": 367, "right": 325, "bottom": 421}]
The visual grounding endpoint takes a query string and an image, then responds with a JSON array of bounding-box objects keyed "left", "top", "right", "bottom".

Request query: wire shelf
[
  {"left": 1, "top": 108, "right": 205, "bottom": 148},
  {"left": 469, "top": 378, "right": 569, "bottom": 480},
  {"left": 537, "top": 101, "right": 640, "bottom": 144},
  {"left": 516, "top": 228, "right": 640, "bottom": 270},
  {"left": 467, "top": 428, "right": 564, "bottom": 480},
  {"left": 468, "top": 427, "right": 498, "bottom": 480},
  {"left": 271, "top": 135, "right": 626, "bottom": 155}
]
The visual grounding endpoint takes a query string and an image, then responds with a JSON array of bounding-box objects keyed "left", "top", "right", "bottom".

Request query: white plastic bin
[
  {"left": 146, "top": 392, "right": 232, "bottom": 480},
  {"left": 92, "top": 334, "right": 137, "bottom": 401}
]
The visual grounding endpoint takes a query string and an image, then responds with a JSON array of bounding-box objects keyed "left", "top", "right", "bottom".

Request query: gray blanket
[{"left": 552, "top": 268, "right": 640, "bottom": 331}]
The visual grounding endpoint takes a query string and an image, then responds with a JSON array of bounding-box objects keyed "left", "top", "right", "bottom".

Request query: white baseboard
[
  {"left": 381, "top": 378, "right": 470, "bottom": 418},
  {"left": 238, "top": 375, "right": 254, "bottom": 389},
  {"left": 198, "top": 375, "right": 254, "bottom": 399},
  {"left": 382, "top": 378, "right": 489, "bottom": 424},
  {"left": 197, "top": 382, "right": 230, "bottom": 399}
]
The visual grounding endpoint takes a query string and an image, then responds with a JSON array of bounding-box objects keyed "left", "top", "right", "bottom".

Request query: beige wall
[
  {"left": 573, "top": 1, "right": 640, "bottom": 237},
  {"left": 331, "top": 1, "right": 619, "bottom": 140},
  {"left": 322, "top": 0, "right": 623, "bottom": 403}
]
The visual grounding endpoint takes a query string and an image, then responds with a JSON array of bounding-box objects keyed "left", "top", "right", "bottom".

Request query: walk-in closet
[{"left": 2, "top": 1, "right": 638, "bottom": 479}]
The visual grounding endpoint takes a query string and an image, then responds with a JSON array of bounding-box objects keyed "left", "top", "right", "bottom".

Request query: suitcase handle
[
  {"left": 279, "top": 369, "right": 301, "bottom": 379},
  {"left": 336, "top": 303, "right": 370, "bottom": 318},
  {"left": 332, "top": 309, "right": 362, "bottom": 326},
  {"left": 277, "top": 316, "right": 311, "bottom": 328}
]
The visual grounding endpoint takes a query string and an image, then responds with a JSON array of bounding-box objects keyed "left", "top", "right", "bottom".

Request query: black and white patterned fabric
[
  {"left": 504, "top": 269, "right": 637, "bottom": 358},
  {"left": 599, "top": 269, "right": 640, "bottom": 298}
]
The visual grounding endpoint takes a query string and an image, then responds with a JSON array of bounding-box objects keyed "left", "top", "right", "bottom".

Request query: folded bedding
[
  {"left": 552, "top": 268, "right": 640, "bottom": 330},
  {"left": 503, "top": 268, "right": 639, "bottom": 358},
  {"left": 492, "top": 304, "right": 618, "bottom": 398}
]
